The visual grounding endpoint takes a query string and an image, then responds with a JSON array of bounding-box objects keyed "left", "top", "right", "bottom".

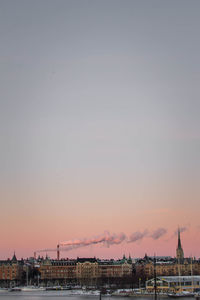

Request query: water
[
  {"left": 0, "top": 291, "right": 102, "bottom": 299},
  {"left": 0, "top": 291, "right": 195, "bottom": 300},
  {"left": 0, "top": 291, "right": 110, "bottom": 300}
]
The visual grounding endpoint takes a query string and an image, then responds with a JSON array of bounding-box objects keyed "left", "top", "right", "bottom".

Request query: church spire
[
  {"left": 176, "top": 227, "right": 184, "bottom": 262},
  {"left": 11, "top": 251, "right": 17, "bottom": 263},
  {"left": 178, "top": 227, "right": 182, "bottom": 248}
]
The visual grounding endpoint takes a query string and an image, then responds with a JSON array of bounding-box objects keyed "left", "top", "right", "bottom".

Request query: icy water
[
  {"left": 0, "top": 291, "right": 102, "bottom": 299},
  {"left": 0, "top": 291, "right": 111, "bottom": 300},
  {"left": 0, "top": 291, "right": 195, "bottom": 300}
]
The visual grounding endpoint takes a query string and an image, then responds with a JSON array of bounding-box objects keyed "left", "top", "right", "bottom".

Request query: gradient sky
[{"left": 0, "top": 0, "right": 200, "bottom": 260}]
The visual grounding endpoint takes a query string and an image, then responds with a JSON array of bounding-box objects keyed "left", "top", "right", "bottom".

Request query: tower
[
  {"left": 57, "top": 244, "right": 60, "bottom": 260},
  {"left": 176, "top": 228, "right": 184, "bottom": 262}
]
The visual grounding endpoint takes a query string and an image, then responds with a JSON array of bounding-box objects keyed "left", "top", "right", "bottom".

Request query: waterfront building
[
  {"left": 138, "top": 230, "right": 200, "bottom": 280},
  {"left": 39, "top": 256, "right": 132, "bottom": 285},
  {"left": 76, "top": 258, "right": 99, "bottom": 285},
  {"left": 146, "top": 275, "right": 200, "bottom": 293},
  {"left": 98, "top": 256, "right": 132, "bottom": 278},
  {"left": 39, "top": 257, "right": 76, "bottom": 284},
  {"left": 138, "top": 258, "right": 200, "bottom": 280},
  {"left": 0, "top": 253, "right": 23, "bottom": 287}
]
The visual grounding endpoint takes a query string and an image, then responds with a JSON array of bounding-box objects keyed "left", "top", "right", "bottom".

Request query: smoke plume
[
  {"left": 128, "top": 230, "right": 148, "bottom": 243},
  {"left": 60, "top": 231, "right": 126, "bottom": 249},
  {"left": 36, "top": 227, "right": 175, "bottom": 254},
  {"left": 37, "top": 248, "right": 57, "bottom": 253},
  {"left": 151, "top": 228, "right": 167, "bottom": 240},
  {"left": 174, "top": 226, "right": 188, "bottom": 236}
]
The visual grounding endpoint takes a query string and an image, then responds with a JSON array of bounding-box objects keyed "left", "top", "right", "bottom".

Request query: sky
[{"left": 0, "top": 0, "right": 200, "bottom": 260}]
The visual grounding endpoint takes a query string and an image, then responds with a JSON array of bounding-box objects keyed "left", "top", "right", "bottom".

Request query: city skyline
[{"left": 0, "top": 0, "right": 200, "bottom": 259}]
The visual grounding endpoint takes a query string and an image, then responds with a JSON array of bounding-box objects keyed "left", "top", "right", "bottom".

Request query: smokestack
[
  {"left": 34, "top": 252, "right": 36, "bottom": 260},
  {"left": 57, "top": 244, "right": 60, "bottom": 260}
]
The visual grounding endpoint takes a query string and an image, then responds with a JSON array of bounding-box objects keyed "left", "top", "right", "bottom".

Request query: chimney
[
  {"left": 34, "top": 252, "right": 36, "bottom": 260},
  {"left": 57, "top": 244, "right": 60, "bottom": 260}
]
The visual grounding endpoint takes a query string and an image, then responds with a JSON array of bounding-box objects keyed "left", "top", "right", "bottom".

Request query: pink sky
[{"left": 1, "top": 178, "right": 200, "bottom": 260}]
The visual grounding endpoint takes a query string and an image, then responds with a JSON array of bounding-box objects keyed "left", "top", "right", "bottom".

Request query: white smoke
[
  {"left": 60, "top": 231, "right": 127, "bottom": 249},
  {"left": 36, "top": 227, "right": 173, "bottom": 254}
]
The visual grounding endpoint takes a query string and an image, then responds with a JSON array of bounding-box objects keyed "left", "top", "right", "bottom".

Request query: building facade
[
  {"left": 39, "top": 258, "right": 76, "bottom": 285},
  {"left": 146, "top": 276, "right": 200, "bottom": 293},
  {"left": 143, "top": 260, "right": 200, "bottom": 278},
  {"left": 39, "top": 256, "right": 133, "bottom": 285},
  {"left": 0, "top": 254, "right": 23, "bottom": 287}
]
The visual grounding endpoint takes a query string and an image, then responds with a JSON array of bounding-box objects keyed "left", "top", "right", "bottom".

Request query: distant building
[
  {"left": 39, "top": 256, "right": 133, "bottom": 285},
  {"left": 0, "top": 253, "right": 23, "bottom": 287},
  {"left": 135, "top": 228, "right": 198, "bottom": 282},
  {"left": 144, "top": 260, "right": 195, "bottom": 278},
  {"left": 146, "top": 276, "right": 200, "bottom": 293},
  {"left": 176, "top": 228, "right": 184, "bottom": 262},
  {"left": 98, "top": 255, "right": 132, "bottom": 279},
  {"left": 135, "top": 229, "right": 200, "bottom": 282},
  {"left": 76, "top": 258, "right": 99, "bottom": 285},
  {"left": 39, "top": 257, "right": 76, "bottom": 284}
]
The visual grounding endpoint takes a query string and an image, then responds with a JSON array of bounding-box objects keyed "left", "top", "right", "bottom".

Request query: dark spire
[
  {"left": 176, "top": 227, "right": 184, "bottom": 261},
  {"left": 11, "top": 251, "right": 17, "bottom": 262},
  {"left": 178, "top": 227, "right": 182, "bottom": 249}
]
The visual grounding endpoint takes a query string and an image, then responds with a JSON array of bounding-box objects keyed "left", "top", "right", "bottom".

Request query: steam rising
[
  {"left": 36, "top": 227, "right": 179, "bottom": 254},
  {"left": 179, "top": 226, "right": 187, "bottom": 233},
  {"left": 174, "top": 226, "right": 188, "bottom": 236},
  {"left": 60, "top": 231, "right": 126, "bottom": 248},
  {"left": 151, "top": 228, "right": 167, "bottom": 240},
  {"left": 128, "top": 230, "right": 148, "bottom": 243}
]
